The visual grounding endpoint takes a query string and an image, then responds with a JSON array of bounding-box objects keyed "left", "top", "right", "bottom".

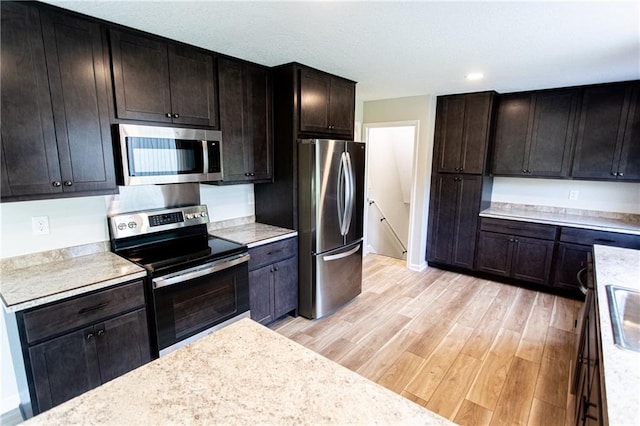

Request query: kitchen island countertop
[
  {"left": 25, "top": 318, "right": 452, "bottom": 425},
  {"left": 592, "top": 245, "right": 640, "bottom": 426}
]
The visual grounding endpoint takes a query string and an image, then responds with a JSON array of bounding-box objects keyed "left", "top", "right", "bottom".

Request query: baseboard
[
  {"left": 0, "top": 406, "right": 23, "bottom": 426},
  {"left": 407, "top": 260, "right": 428, "bottom": 272},
  {"left": 0, "top": 394, "right": 20, "bottom": 419}
]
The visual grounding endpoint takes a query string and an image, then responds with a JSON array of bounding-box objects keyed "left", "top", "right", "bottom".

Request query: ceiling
[{"left": 43, "top": 1, "right": 640, "bottom": 101}]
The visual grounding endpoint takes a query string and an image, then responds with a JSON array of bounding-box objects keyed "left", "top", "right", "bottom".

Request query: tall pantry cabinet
[{"left": 426, "top": 92, "right": 496, "bottom": 270}]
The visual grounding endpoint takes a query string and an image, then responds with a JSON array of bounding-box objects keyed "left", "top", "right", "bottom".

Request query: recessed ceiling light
[{"left": 465, "top": 73, "right": 484, "bottom": 80}]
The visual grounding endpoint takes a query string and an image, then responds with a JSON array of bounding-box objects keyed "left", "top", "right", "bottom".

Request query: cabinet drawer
[
  {"left": 22, "top": 280, "right": 145, "bottom": 344},
  {"left": 248, "top": 238, "right": 297, "bottom": 271},
  {"left": 560, "top": 227, "right": 640, "bottom": 249},
  {"left": 479, "top": 218, "right": 558, "bottom": 240}
]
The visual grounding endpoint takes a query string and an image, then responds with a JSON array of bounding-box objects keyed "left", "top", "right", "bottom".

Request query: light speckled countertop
[
  {"left": 592, "top": 245, "right": 640, "bottom": 425},
  {"left": 0, "top": 252, "right": 146, "bottom": 313},
  {"left": 209, "top": 222, "right": 297, "bottom": 247},
  {"left": 25, "top": 318, "right": 451, "bottom": 425},
  {"left": 480, "top": 203, "right": 640, "bottom": 235}
]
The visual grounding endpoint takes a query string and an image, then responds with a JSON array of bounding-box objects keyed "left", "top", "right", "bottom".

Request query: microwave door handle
[{"left": 202, "top": 140, "right": 209, "bottom": 173}]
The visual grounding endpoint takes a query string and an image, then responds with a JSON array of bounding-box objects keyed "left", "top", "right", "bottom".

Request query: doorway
[{"left": 363, "top": 122, "right": 418, "bottom": 262}]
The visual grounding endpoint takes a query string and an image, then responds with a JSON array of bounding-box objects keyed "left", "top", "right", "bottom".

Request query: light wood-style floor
[{"left": 270, "top": 254, "right": 583, "bottom": 426}]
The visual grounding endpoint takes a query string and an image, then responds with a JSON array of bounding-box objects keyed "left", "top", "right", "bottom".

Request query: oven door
[{"left": 152, "top": 253, "right": 249, "bottom": 356}]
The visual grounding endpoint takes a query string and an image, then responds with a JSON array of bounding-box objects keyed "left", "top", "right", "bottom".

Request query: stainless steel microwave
[{"left": 115, "top": 124, "right": 223, "bottom": 185}]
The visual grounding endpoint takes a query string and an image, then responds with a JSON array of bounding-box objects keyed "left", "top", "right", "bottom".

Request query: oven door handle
[{"left": 152, "top": 253, "right": 250, "bottom": 289}]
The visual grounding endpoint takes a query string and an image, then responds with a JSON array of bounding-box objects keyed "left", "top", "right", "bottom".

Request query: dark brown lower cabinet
[
  {"left": 476, "top": 231, "right": 555, "bottom": 285},
  {"left": 29, "top": 309, "right": 149, "bottom": 412},
  {"left": 475, "top": 218, "right": 557, "bottom": 287},
  {"left": 248, "top": 237, "right": 298, "bottom": 325},
  {"left": 427, "top": 174, "right": 484, "bottom": 270},
  {"left": 17, "top": 280, "right": 151, "bottom": 415},
  {"left": 553, "top": 242, "right": 592, "bottom": 292},
  {"left": 573, "top": 262, "right": 604, "bottom": 426}
]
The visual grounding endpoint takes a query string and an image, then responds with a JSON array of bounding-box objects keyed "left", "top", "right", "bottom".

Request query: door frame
[{"left": 362, "top": 120, "right": 420, "bottom": 265}]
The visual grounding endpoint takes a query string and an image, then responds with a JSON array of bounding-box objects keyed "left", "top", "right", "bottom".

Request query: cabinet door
[
  {"left": 475, "top": 231, "right": 513, "bottom": 277},
  {"left": 248, "top": 265, "right": 274, "bottom": 325},
  {"left": 553, "top": 242, "right": 591, "bottom": 291},
  {"left": 41, "top": 10, "right": 116, "bottom": 193},
  {"left": 167, "top": 45, "right": 217, "bottom": 127},
  {"left": 328, "top": 76, "right": 355, "bottom": 137},
  {"left": 95, "top": 308, "right": 151, "bottom": 383},
  {"left": 427, "top": 174, "right": 459, "bottom": 264},
  {"left": 527, "top": 89, "right": 579, "bottom": 177},
  {"left": 427, "top": 174, "right": 482, "bottom": 269},
  {"left": 244, "top": 63, "right": 272, "bottom": 181},
  {"left": 452, "top": 175, "right": 483, "bottom": 269},
  {"left": 460, "top": 93, "right": 494, "bottom": 174},
  {"left": 1, "top": 2, "right": 62, "bottom": 197},
  {"left": 492, "top": 93, "right": 532, "bottom": 175},
  {"left": 618, "top": 83, "right": 640, "bottom": 180},
  {"left": 273, "top": 257, "right": 298, "bottom": 319},
  {"left": 434, "top": 96, "right": 466, "bottom": 173},
  {"left": 110, "top": 29, "right": 172, "bottom": 123},
  {"left": 218, "top": 57, "right": 248, "bottom": 182},
  {"left": 572, "top": 83, "right": 631, "bottom": 179},
  {"left": 510, "top": 236, "right": 555, "bottom": 285},
  {"left": 299, "top": 68, "right": 331, "bottom": 134},
  {"left": 29, "top": 326, "right": 101, "bottom": 413},
  {"left": 219, "top": 59, "right": 272, "bottom": 183}
]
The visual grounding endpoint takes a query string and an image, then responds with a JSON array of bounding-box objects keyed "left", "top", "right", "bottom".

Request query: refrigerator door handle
[
  {"left": 337, "top": 152, "right": 349, "bottom": 236},
  {"left": 323, "top": 244, "right": 361, "bottom": 262},
  {"left": 343, "top": 151, "right": 355, "bottom": 236}
]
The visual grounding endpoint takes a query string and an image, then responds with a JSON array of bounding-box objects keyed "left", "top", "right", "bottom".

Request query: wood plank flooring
[{"left": 270, "top": 254, "right": 582, "bottom": 426}]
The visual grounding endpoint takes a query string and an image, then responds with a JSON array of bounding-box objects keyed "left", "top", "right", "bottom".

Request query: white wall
[
  {"left": 492, "top": 178, "right": 640, "bottom": 214},
  {"left": 366, "top": 126, "right": 414, "bottom": 259},
  {"left": 0, "top": 184, "right": 255, "bottom": 416},
  {"left": 363, "top": 95, "right": 437, "bottom": 271}
]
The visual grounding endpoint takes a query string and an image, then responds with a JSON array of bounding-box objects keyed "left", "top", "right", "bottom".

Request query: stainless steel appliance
[
  {"left": 109, "top": 205, "right": 249, "bottom": 356},
  {"left": 298, "top": 139, "right": 366, "bottom": 319},
  {"left": 115, "top": 124, "right": 223, "bottom": 185}
]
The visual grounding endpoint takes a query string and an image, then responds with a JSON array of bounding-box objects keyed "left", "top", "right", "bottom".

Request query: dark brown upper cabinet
[
  {"left": 572, "top": 81, "right": 640, "bottom": 181},
  {"left": 433, "top": 92, "right": 495, "bottom": 174},
  {"left": 299, "top": 67, "right": 355, "bottom": 138},
  {"left": 492, "top": 88, "right": 579, "bottom": 178},
  {"left": 1, "top": 2, "right": 116, "bottom": 201},
  {"left": 217, "top": 57, "right": 272, "bottom": 184},
  {"left": 110, "top": 29, "right": 218, "bottom": 128}
]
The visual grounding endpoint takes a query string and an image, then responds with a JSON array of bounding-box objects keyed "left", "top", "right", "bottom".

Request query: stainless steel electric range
[{"left": 109, "top": 205, "right": 250, "bottom": 356}]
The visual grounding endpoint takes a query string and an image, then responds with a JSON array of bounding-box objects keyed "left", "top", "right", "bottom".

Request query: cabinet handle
[
  {"left": 52, "top": 181, "right": 62, "bottom": 187},
  {"left": 86, "top": 332, "right": 94, "bottom": 340},
  {"left": 78, "top": 301, "right": 109, "bottom": 315},
  {"left": 173, "top": 113, "right": 179, "bottom": 119},
  {"left": 97, "top": 329, "right": 105, "bottom": 337},
  {"left": 618, "top": 172, "right": 624, "bottom": 177},
  {"left": 611, "top": 172, "right": 618, "bottom": 176},
  {"left": 63, "top": 180, "right": 72, "bottom": 186},
  {"left": 273, "top": 266, "right": 278, "bottom": 272},
  {"left": 166, "top": 113, "right": 172, "bottom": 118}
]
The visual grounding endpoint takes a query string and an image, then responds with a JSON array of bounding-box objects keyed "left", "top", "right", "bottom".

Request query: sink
[{"left": 605, "top": 285, "right": 640, "bottom": 352}]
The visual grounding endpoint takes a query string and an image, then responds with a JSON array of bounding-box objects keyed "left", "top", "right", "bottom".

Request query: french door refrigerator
[{"left": 298, "top": 139, "right": 366, "bottom": 319}]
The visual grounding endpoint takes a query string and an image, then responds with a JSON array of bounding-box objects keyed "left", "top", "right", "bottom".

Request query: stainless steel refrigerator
[{"left": 298, "top": 139, "right": 366, "bottom": 319}]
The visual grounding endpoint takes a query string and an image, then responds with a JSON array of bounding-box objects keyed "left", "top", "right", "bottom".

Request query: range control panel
[{"left": 109, "top": 205, "right": 209, "bottom": 239}]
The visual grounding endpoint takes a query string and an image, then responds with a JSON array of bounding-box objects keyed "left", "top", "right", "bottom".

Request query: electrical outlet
[
  {"left": 32, "top": 216, "right": 50, "bottom": 235},
  {"left": 569, "top": 190, "right": 579, "bottom": 200}
]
